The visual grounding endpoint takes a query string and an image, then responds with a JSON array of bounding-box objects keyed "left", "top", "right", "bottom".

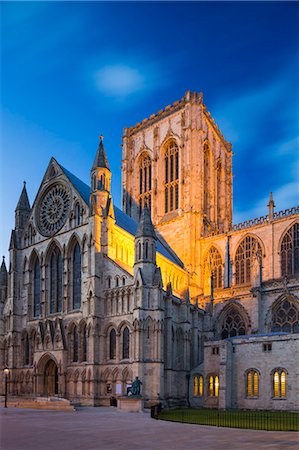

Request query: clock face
[{"left": 37, "top": 184, "right": 71, "bottom": 236}]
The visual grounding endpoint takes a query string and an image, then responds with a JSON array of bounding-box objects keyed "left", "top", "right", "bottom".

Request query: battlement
[{"left": 232, "top": 206, "right": 299, "bottom": 232}]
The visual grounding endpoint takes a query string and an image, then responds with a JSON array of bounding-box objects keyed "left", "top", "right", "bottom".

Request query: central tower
[{"left": 121, "top": 91, "right": 233, "bottom": 287}]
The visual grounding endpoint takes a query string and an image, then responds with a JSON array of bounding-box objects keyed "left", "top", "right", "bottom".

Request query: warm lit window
[
  {"left": 246, "top": 369, "right": 259, "bottom": 397},
  {"left": 139, "top": 154, "right": 152, "bottom": 213},
  {"left": 164, "top": 141, "right": 179, "bottom": 213},
  {"left": 209, "top": 375, "right": 219, "bottom": 397},
  {"left": 273, "top": 369, "right": 286, "bottom": 398},
  {"left": 235, "top": 236, "right": 262, "bottom": 285},
  {"left": 193, "top": 375, "right": 203, "bottom": 397},
  {"left": 281, "top": 223, "right": 299, "bottom": 277}
]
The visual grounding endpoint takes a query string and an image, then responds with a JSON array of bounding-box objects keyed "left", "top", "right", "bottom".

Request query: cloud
[{"left": 94, "top": 64, "right": 145, "bottom": 98}]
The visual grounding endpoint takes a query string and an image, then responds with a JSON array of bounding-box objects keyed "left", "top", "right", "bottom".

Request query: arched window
[
  {"left": 204, "top": 246, "right": 223, "bottom": 289},
  {"left": 203, "top": 143, "right": 210, "bottom": 217},
  {"left": 271, "top": 297, "right": 299, "bottom": 333},
  {"left": 73, "top": 326, "right": 78, "bottom": 362},
  {"left": 281, "top": 223, "right": 299, "bottom": 277},
  {"left": 76, "top": 204, "right": 81, "bottom": 226},
  {"left": 82, "top": 324, "right": 87, "bottom": 362},
  {"left": 273, "top": 369, "right": 286, "bottom": 398},
  {"left": 24, "top": 332, "right": 30, "bottom": 365},
  {"left": 122, "top": 327, "right": 130, "bottom": 359},
  {"left": 50, "top": 248, "right": 62, "bottom": 314},
  {"left": 221, "top": 305, "right": 247, "bottom": 339},
  {"left": 138, "top": 154, "right": 152, "bottom": 213},
  {"left": 34, "top": 257, "right": 41, "bottom": 317},
  {"left": 235, "top": 236, "right": 262, "bottom": 285},
  {"left": 72, "top": 243, "right": 81, "bottom": 309},
  {"left": 164, "top": 141, "right": 179, "bottom": 213},
  {"left": 145, "top": 241, "right": 149, "bottom": 259},
  {"left": 246, "top": 369, "right": 259, "bottom": 397},
  {"left": 193, "top": 374, "right": 203, "bottom": 397},
  {"left": 209, "top": 375, "right": 219, "bottom": 397},
  {"left": 107, "top": 276, "right": 111, "bottom": 289},
  {"left": 216, "top": 159, "right": 222, "bottom": 227},
  {"left": 138, "top": 242, "right": 142, "bottom": 260},
  {"left": 109, "top": 329, "right": 116, "bottom": 360}
]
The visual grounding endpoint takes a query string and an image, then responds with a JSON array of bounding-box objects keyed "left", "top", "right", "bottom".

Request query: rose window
[{"left": 37, "top": 184, "right": 70, "bottom": 236}]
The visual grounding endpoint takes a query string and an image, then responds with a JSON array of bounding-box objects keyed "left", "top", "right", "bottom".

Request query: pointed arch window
[
  {"left": 235, "top": 236, "right": 262, "bottom": 285},
  {"left": 164, "top": 141, "right": 179, "bottom": 213},
  {"left": 209, "top": 375, "right": 219, "bottom": 397},
  {"left": 82, "top": 324, "right": 87, "bottom": 362},
  {"left": 33, "top": 257, "right": 41, "bottom": 317},
  {"left": 24, "top": 332, "right": 30, "bottom": 365},
  {"left": 273, "top": 369, "right": 286, "bottom": 398},
  {"left": 138, "top": 154, "right": 152, "bottom": 213},
  {"left": 109, "top": 329, "right": 116, "bottom": 360},
  {"left": 281, "top": 223, "right": 299, "bottom": 277},
  {"left": 203, "top": 143, "right": 210, "bottom": 217},
  {"left": 271, "top": 297, "right": 299, "bottom": 333},
  {"left": 50, "top": 248, "right": 62, "bottom": 314},
  {"left": 193, "top": 374, "right": 203, "bottom": 397},
  {"left": 204, "top": 246, "right": 223, "bottom": 289},
  {"left": 216, "top": 159, "right": 222, "bottom": 227},
  {"left": 221, "top": 305, "right": 247, "bottom": 339},
  {"left": 122, "top": 327, "right": 130, "bottom": 359},
  {"left": 246, "top": 369, "right": 259, "bottom": 397},
  {"left": 72, "top": 243, "right": 81, "bottom": 310}
]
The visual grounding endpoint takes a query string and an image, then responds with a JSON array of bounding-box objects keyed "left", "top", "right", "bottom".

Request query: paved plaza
[{"left": 0, "top": 407, "right": 298, "bottom": 450}]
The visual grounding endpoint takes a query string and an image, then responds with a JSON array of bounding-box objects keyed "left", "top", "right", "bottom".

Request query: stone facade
[{"left": 0, "top": 91, "right": 298, "bottom": 410}]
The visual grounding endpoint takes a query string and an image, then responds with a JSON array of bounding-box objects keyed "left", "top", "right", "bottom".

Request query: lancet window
[
  {"left": 273, "top": 369, "right": 286, "bottom": 398},
  {"left": 72, "top": 243, "right": 81, "bottom": 310},
  {"left": 33, "top": 257, "right": 41, "bottom": 317},
  {"left": 235, "top": 236, "right": 262, "bottom": 285},
  {"left": 280, "top": 223, "right": 299, "bottom": 277},
  {"left": 50, "top": 248, "right": 62, "bottom": 314},
  {"left": 208, "top": 375, "right": 219, "bottom": 397},
  {"left": 122, "top": 327, "right": 130, "bottom": 359},
  {"left": 246, "top": 369, "right": 259, "bottom": 398},
  {"left": 193, "top": 374, "right": 203, "bottom": 397},
  {"left": 204, "top": 246, "right": 223, "bottom": 289},
  {"left": 109, "top": 329, "right": 116, "bottom": 360},
  {"left": 164, "top": 141, "right": 179, "bottom": 213},
  {"left": 139, "top": 154, "right": 152, "bottom": 213},
  {"left": 203, "top": 143, "right": 210, "bottom": 218}
]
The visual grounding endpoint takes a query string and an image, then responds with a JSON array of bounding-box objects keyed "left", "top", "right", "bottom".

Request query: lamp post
[{"left": 3, "top": 368, "right": 9, "bottom": 408}]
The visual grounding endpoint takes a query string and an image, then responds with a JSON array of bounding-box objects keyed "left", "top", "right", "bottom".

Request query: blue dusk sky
[{"left": 1, "top": 1, "right": 298, "bottom": 260}]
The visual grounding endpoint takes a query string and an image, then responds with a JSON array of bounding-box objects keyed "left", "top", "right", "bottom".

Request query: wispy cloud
[{"left": 94, "top": 64, "right": 145, "bottom": 98}]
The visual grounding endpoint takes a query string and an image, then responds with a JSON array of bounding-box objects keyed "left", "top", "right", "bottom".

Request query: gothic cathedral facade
[{"left": 1, "top": 91, "right": 298, "bottom": 410}]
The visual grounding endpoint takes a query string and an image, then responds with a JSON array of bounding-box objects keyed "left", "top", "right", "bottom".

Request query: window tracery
[
  {"left": 164, "top": 141, "right": 179, "bottom": 213},
  {"left": 193, "top": 374, "right": 203, "bottom": 397},
  {"left": 235, "top": 236, "right": 262, "bottom": 285},
  {"left": 273, "top": 369, "right": 286, "bottom": 398},
  {"left": 281, "top": 223, "right": 299, "bottom": 277},
  {"left": 208, "top": 375, "right": 219, "bottom": 397},
  {"left": 204, "top": 246, "right": 223, "bottom": 289},
  {"left": 271, "top": 297, "right": 299, "bottom": 333},
  {"left": 221, "top": 305, "right": 247, "bottom": 339}
]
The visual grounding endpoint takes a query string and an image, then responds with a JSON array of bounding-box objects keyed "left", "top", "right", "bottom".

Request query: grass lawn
[{"left": 157, "top": 408, "right": 299, "bottom": 431}]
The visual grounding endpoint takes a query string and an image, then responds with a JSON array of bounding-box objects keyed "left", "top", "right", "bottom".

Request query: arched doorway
[{"left": 44, "top": 359, "right": 59, "bottom": 396}]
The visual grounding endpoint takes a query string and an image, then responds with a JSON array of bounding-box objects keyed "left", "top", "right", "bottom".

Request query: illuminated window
[
  {"left": 193, "top": 375, "right": 203, "bottom": 397},
  {"left": 235, "top": 236, "right": 262, "bottom": 285},
  {"left": 246, "top": 369, "right": 259, "bottom": 398},
  {"left": 138, "top": 154, "right": 152, "bottom": 213},
  {"left": 164, "top": 141, "right": 179, "bottom": 213},
  {"left": 204, "top": 246, "right": 223, "bottom": 289},
  {"left": 208, "top": 375, "right": 219, "bottom": 397},
  {"left": 273, "top": 369, "right": 286, "bottom": 398},
  {"left": 281, "top": 223, "right": 299, "bottom": 277}
]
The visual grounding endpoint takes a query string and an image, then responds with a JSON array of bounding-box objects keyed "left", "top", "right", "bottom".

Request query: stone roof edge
[{"left": 202, "top": 104, "right": 232, "bottom": 150}]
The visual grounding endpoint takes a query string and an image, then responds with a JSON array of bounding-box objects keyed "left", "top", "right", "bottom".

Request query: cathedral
[{"left": 1, "top": 91, "right": 298, "bottom": 410}]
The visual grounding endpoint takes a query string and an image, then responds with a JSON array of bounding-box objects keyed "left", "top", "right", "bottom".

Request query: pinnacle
[
  {"left": 92, "top": 135, "right": 110, "bottom": 170},
  {"left": 16, "top": 182, "right": 30, "bottom": 211},
  {"left": 136, "top": 205, "right": 156, "bottom": 239}
]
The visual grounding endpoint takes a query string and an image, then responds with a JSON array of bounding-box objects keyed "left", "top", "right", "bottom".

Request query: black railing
[{"left": 152, "top": 408, "right": 299, "bottom": 431}]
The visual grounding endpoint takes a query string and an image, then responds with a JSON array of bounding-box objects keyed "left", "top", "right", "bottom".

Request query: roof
[
  {"left": 59, "top": 163, "right": 184, "bottom": 268},
  {"left": 92, "top": 137, "right": 110, "bottom": 170},
  {"left": 16, "top": 182, "right": 30, "bottom": 211}
]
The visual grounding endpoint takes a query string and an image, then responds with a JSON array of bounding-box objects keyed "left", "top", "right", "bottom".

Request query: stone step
[{"left": 1, "top": 397, "right": 75, "bottom": 411}]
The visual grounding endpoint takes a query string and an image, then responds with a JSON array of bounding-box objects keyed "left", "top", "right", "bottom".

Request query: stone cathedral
[{"left": 1, "top": 91, "right": 298, "bottom": 410}]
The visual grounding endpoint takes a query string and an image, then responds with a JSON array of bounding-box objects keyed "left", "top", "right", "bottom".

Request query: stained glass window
[
  {"left": 281, "top": 223, "right": 299, "bottom": 276},
  {"left": 164, "top": 141, "right": 179, "bottom": 213},
  {"left": 73, "top": 243, "right": 81, "bottom": 309}
]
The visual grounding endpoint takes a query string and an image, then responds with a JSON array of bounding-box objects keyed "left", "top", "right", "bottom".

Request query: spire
[
  {"left": 16, "top": 181, "right": 30, "bottom": 211},
  {"left": 92, "top": 135, "right": 110, "bottom": 170},
  {"left": 136, "top": 205, "right": 156, "bottom": 239},
  {"left": 267, "top": 191, "right": 275, "bottom": 221},
  {"left": 0, "top": 256, "right": 8, "bottom": 286}
]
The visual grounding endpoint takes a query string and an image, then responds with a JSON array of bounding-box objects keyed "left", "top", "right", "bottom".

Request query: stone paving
[{"left": 0, "top": 407, "right": 298, "bottom": 450}]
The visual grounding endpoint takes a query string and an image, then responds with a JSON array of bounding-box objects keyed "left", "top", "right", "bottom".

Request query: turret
[
  {"left": 15, "top": 181, "right": 30, "bottom": 230},
  {"left": 0, "top": 256, "right": 8, "bottom": 304},
  {"left": 134, "top": 205, "right": 157, "bottom": 284},
  {"left": 90, "top": 136, "right": 112, "bottom": 214}
]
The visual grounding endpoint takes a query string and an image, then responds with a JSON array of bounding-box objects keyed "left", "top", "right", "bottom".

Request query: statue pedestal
[{"left": 117, "top": 396, "right": 144, "bottom": 412}]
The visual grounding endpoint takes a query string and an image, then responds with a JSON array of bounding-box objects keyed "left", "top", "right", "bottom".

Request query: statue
[{"left": 131, "top": 376, "right": 142, "bottom": 396}]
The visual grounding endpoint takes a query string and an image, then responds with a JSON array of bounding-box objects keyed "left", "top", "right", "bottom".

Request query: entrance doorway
[{"left": 44, "top": 359, "right": 59, "bottom": 397}]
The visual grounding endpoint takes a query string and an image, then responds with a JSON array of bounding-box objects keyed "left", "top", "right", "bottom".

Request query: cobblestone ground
[{"left": 0, "top": 407, "right": 298, "bottom": 450}]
